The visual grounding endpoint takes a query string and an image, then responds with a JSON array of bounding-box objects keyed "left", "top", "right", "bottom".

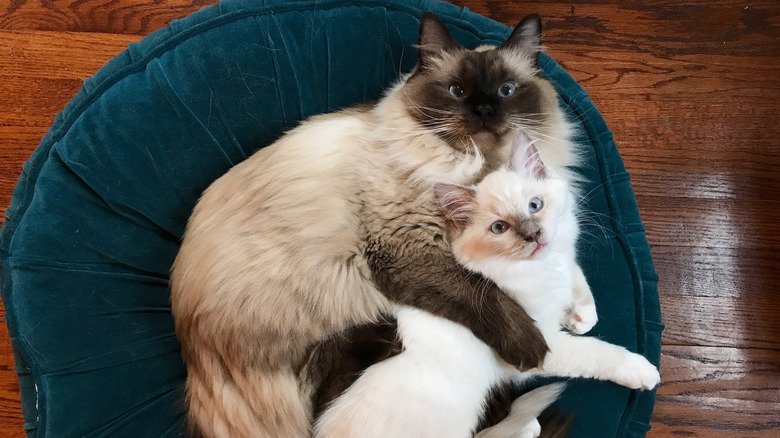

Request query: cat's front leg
[
  {"left": 539, "top": 331, "right": 660, "bottom": 390},
  {"left": 365, "top": 237, "right": 548, "bottom": 370},
  {"left": 563, "top": 264, "right": 598, "bottom": 334}
]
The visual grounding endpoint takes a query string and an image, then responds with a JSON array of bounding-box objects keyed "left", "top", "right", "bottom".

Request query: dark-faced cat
[
  {"left": 313, "top": 130, "right": 659, "bottom": 438},
  {"left": 170, "top": 13, "right": 572, "bottom": 437}
]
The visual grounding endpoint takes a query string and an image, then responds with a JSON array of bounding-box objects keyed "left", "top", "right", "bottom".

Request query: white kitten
[{"left": 314, "top": 131, "right": 660, "bottom": 438}]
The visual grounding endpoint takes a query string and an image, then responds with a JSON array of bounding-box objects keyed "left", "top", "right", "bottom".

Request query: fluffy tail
[
  {"left": 186, "top": 352, "right": 311, "bottom": 438},
  {"left": 475, "top": 383, "right": 567, "bottom": 438}
]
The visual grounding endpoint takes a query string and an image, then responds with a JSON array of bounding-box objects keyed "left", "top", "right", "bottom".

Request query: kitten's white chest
[{"left": 491, "top": 253, "right": 573, "bottom": 331}]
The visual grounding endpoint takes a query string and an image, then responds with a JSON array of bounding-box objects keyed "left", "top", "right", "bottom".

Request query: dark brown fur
[
  {"left": 478, "top": 383, "right": 516, "bottom": 430},
  {"left": 352, "top": 13, "right": 550, "bottom": 371},
  {"left": 303, "top": 316, "right": 402, "bottom": 418},
  {"left": 363, "top": 222, "right": 549, "bottom": 370},
  {"left": 538, "top": 411, "right": 574, "bottom": 438}
]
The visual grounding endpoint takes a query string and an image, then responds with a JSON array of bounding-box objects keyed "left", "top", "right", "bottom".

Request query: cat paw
[
  {"left": 501, "top": 321, "right": 549, "bottom": 370},
  {"left": 613, "top": 353, "right": 661, "bottom": 390},
  {"left": 516, "top": 419, "right": 541, "bottom": 438},
  {"left": 565, "top": 302, "right": 598, "bottom": 334}
]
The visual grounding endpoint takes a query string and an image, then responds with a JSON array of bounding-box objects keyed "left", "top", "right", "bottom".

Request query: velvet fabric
[{"left": 0, "top": 0, "right": 662, "bottom": 436}]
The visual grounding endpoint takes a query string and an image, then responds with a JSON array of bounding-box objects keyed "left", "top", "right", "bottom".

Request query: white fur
[
  {"left": 315, "top": 306, "right": 504, "bottom": 438},
  {"left": 315, "top": 142, "right": 659, "bottom": 438}
]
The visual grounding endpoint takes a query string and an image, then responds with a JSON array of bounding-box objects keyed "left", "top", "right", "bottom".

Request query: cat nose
[
  {"left": 517, "top": 219, "right": 541, "bottom": 242},
  {"left": 524, "top": 230, "right": 541, "bottom": 243},
  {"left": 474, "top": 104, "right": 494, "bottom": 118}
]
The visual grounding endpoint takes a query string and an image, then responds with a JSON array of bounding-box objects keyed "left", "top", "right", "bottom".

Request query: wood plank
[
  {"left": 660, "top": 294, "right": 780, "bottom": 349},
  {"left": 652, "top": 246, "right": 780, "bottom": 300},
  {"left": 5, "top": 0, "right": 779, "bottom": 56},
  {"left": 454, "top": 1, "right": 780, "bottom": 56},
  {"left": 607, "top": 99, "right": 780, "bottom": 177},
  {"left": 0, "top": 0, "right": 215, "bottom": 34},
  {"left": 555, "top": 50, "right": 780, "bottom": 100},
  {"left": 649, "top": 423, "right": 779, "bottom": 438},
  {"left": 0, "top": 30, "right": 139, "bottom": 80},
  {"left": 636, "top": 195, "right": 780, "bottom": 249},
  {"left": 651, "top": 345, "right": 780, "bottom": 436},
  {"left": 627, "top": 170, "right": 780, "bottom": 201},
  {"left": 0, "top": 76, "right": 81, "bottom": 127}
]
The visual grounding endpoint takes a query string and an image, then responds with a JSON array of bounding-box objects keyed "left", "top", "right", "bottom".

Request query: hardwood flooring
[{"left": 1, "top": 0, "right": 778, "bottom": 436}]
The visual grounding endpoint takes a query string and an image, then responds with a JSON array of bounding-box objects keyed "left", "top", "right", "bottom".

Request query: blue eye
[
  {"left": 490, "top": 220, "right": 509, "bottom": 234},
  {"left": 449, "top": 84, "right": 465, "bottom": 97},
  {"left": 498, "top": 82, "right": 516, "bottom": 98},
  {"left": 529, "top": 197, "right": 543, "bottom": 213}
]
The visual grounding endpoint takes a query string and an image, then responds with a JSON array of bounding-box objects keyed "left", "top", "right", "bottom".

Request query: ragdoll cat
[
  {"left": 170, "top": 13, "right": 574, "bottom": 438},
  {"left": 313, "top": 131, "right": 660, "bottom": 438}
]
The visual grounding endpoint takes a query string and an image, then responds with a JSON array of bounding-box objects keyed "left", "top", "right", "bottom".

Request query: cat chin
[
  {"left": 530, "top": 242, "right": 549, "bottom": 257},
  {"left": 451, "top": 130, "right": 500, "bottom": 151},
  {"left": 500, "top": 244, "right": 549, "bottom": 263},
  {"left": 469, "top": 130, "right": 500, "bottom": 144}
]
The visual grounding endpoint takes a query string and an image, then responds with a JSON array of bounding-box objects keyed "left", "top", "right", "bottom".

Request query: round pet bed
[{"left": 0, "top": 0, "right": 662, "bottom": 436}]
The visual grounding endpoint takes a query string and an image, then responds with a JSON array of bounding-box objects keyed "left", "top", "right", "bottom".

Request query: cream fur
[
  {"left": 170, "top": 31, "right": 575, "bottom": 437},
  {"left": 171, "top": 96, "right": 486, "bottom": 436}
]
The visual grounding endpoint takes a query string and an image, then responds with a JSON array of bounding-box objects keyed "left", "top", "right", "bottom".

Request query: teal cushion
[{"left": 0, "top": 0, "right": 662, "bottom": 436}]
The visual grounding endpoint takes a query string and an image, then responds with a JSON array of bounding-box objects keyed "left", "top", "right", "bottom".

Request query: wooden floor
[{"left": 1, "top": 0, "right": 778, "bottom": 436}]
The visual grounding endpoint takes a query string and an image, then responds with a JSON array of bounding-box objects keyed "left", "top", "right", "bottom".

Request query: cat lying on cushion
[{"left": 170, "top": 13, "right": 572, "bottom": 437}]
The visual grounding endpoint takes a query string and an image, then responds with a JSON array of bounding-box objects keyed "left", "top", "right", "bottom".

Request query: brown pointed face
[
  {"left": 402, "top": 13, "right": 557, "bottom": 164},
  {"left": 404, "top": 49, "right": 546, "bottom": 147}
]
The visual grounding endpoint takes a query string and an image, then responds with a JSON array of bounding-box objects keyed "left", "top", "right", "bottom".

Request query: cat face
[
  {"left": 402, "top": 14, "right": 561, "bottom": 161},
  {"left": 435, "top": 131, "right": 574, "bottom": 266}
]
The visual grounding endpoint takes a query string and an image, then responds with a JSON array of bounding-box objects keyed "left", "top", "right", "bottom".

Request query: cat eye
[
  {"left": 449, "top": 84, "right": 465, "bottom": 98},
  {"left": 529, "top": 197, "right": 544, "bottom": 213},
  {"left": 498, "top": 82, "right": 516, "bottom": 98},
  {"left": 490, "top": 220, "right": 509, "bottom": 234}
]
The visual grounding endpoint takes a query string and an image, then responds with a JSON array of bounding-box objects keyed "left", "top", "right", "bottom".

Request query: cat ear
[
  {"left": 500, "top": 13, "right": 543, "bottom": 67},
  {"left": 509, "top": 130, "right": 546, "bottom": 179},
  {"left": 416, "top": 13, "right": 459, "bottom": 70},
  {"left": 434, "top": 183, "right": 476, "bottom": 229}
]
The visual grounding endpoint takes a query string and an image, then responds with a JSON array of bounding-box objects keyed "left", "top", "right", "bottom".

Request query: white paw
[
  {"left": 565, "top": 302, "right": 598, "bottom": 334},
  {"left": 516, "top": 419, "right": 541, "bottom": 438},
  {"left": 613, "top": 352, "right": 661, "bottom": 390}
]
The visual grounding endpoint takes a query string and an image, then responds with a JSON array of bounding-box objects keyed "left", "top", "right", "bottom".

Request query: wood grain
[
  {"left": 0, "top": 30, "right": 140, "bottom": 79},
  {"left": 652, "top": 247, "right": 780, "bottom": 299},
  {"left": 655, "top": 346, "right": 780, "bottom": 435},
  {"left": 0, "top": 0, "right": 212, "bottom": 34},
  {"left": 638, "top": 196, "right": 780, "bottom": 249},
  {"left": 660, "top": 294, "right": 780, "bottom": 349},
  {"left": 1, "top": 0, "right": 779, "bottom": 437}
]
